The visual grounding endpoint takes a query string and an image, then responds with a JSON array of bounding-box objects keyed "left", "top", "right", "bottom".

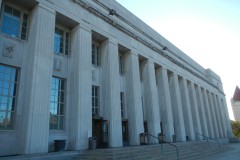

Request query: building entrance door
[
  {"left": 122, "top": 121, "right": 129, "bottom": 146},
  {"left": 92, "top": 119, "right": 108, "bottom": 148}
]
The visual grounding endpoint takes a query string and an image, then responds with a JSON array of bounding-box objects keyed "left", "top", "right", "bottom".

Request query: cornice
[{"left": 72, "top": 0, "right": 224, "bottom": 95}]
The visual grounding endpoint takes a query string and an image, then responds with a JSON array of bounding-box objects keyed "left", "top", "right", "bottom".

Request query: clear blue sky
[{"left": 116, "top": 0, "right": 240, "bottom": 120}]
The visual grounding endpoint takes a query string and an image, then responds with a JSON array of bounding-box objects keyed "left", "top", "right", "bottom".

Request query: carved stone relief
[{"left": 3, "top": 42, "right": 15, "bottom": 58}]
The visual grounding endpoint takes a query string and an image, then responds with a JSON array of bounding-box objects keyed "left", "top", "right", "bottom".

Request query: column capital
[
  {"left": 108, "top": 37, "right": 118, "bottom": 45},
  {"left": 147, "top": 59, "right": 154, "bottom": 64},
  {"left": 160, "top": 66, "right": 168, "bottom": 71},
  {"left": 130, "top": 51, "right": 138, "bottom": 56},
  {"left": 172, "top": 71, "right": 179, "bottom": 77},
  {"left": 79, "top": 23, "right": 91, "bottom": 32},
  {"left": 182, "top": 77, "right": 188, "bottom": 82},
  {"left": 38, "top": 3, "right": 56, "bottom": 15}
]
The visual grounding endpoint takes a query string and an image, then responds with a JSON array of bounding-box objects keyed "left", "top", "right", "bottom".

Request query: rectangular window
[
  {"left": 54, "top": 27, "right": 70, "bottom": 56},
  {"left": 120, "top": 92, "right": 125, "bottom": 118},
  {"left": 50, "top": 77, "right": 65, "bottom": 130},
  {"left": 92, "top": 43, "right": 100, "bottom": 66},
  {"left": 119, "top": 54, "right": 124, "bottom": 75},
  {"left": 92, "top": 85, "right": 99, "bottom": 116},
  {"left": 0, "top": 4, "right": 28, "bottom": 40},
  {"left": 0, "top": 64, "right": 18, "bottom": 130}
]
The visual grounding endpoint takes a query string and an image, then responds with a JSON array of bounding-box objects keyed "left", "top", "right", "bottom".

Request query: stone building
[
  {"left": 231, "top": 86, "right": 240, "bottom": 121},
  {"left": 0, "top": 0, "right": 233, "bottom": 156}
]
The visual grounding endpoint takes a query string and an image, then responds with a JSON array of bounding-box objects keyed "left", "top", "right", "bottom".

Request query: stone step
[
  {"left": 74, "top": 141, "right": 232, "bottom": 160},
  {"left": 0, "top": 141, "right": 232, "bottom": 160}
]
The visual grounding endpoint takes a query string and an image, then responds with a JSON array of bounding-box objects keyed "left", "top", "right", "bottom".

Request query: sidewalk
[{"left": 206, "top": 143, "right": 240, "bottom": 160}]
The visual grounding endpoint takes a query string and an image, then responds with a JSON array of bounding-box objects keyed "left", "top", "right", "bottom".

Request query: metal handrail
[
  {"left": 195, "top": 133, "right": 220, "bottom": 148},
  {"left": 146, "top": 133, "right": 179, "bottom": 160}
]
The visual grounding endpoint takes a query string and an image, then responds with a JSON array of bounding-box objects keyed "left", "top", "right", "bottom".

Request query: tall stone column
[
  {"left": 155, "top": 67, "right": 174, "bottom": 142},
  {"left": 221, "top": 97, "right": 234, "bottom": 138},
  {"left": 188, "top": 82, "right": 202, "bottom": 140},
  {"left": 212, "top": 94, "right": 224, "bottom": 138},
  {"left": 69, "top": 24, "right": 92, "bottom": 150},
  {"left": 207, "top": 92, "right": 219, "bottom": 138},
  {"left": 216, "top": 95, "right": 227, "bottom": 137},
  {"left": 142, "top": 60, "right": 161, "bottom": 143},
  {"left": 178, "top": 78, "right": 195, "bottom": 141},
  {"left": 125, "top": 52, "right": 144, "bottom": 145},
  {"left": 195, "top": 85, "right": 209, "bottom": 137},
  {"left": 102, "top": 39, "right": 122, "bottom": 147},
  {"left": 202, "top": 89, "right": 214, "bottom": 138},
  {"left": 168, "top": 73, "right": 186, "bottom": 141},
  {"left": 19, "top": 4, "right": 55, "bottom": 154}
]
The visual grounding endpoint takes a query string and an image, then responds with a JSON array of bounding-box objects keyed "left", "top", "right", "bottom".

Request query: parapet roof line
[{"left": 73, "top": 0, "right": 223, "bottom": 94}]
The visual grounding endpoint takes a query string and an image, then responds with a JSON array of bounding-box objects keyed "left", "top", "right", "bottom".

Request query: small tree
[{"left": 231, "top": 120, "right": 240, "bottom": 137}]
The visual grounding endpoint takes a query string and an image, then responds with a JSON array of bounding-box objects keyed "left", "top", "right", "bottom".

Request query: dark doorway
[
  {"left": 144, "top": 121, "right": 148, "bottom": 133},
  {"left": 122, "top": 121, "right": 129, "bottom": 146},
  {"left": 92, "top": 119, "right": 108, "bottom": 148}
]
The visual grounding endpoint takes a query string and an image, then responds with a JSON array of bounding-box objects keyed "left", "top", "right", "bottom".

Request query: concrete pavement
[{"left": 206, "top": 143, "right": 240, "bottom": 160}]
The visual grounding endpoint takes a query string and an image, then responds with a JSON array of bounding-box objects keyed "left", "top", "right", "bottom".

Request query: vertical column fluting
[
  {"left": 142, "top": 60, "right": 160, "bottom": 143},
  {"left": 195, "top": 85, "right": 209, "bottom": 137},
  {"left": 178, "top": 78, "right": 195, "bottom": 141},
  {"left": 207, "top": 91, "right": 219, "bottom": 138},
  {"left": 19, "top": 4, "right": 56, "bottom": 154},
  {"left": 102, "top": 39, "right": 122, "bottom": 147},
  {"left": 168, "top": 73, "right": 186, "bottom": 141},
  {"left": 212, "top": 94, "right": 224, "bottom": 138},
  {"left": 155, "top": 67, "right": 174, "bottom": 142},
  {"left": 69, "top": 24, "right": 92, "bottom": 150},
  {"left": 125, "top": 52, "right": 144, "bottom": 145},
  {"left": 216, "top": 95, "right": 228, "bottom": 137},
  {"left": 188, "top": 82, "right": 202, "bottom": 140},
  {"left": 221, "top": 97, "right": 234, "bottom": 138},
  {"left": 202, "top": 89, "right": 214, "bottom": 138}
]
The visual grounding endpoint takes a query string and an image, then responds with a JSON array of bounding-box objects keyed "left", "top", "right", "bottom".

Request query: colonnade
[
  {"left": 90, "top": 35, "right": 233, "bottom": 147},
  {"left": 114, "top": 53, "right": 232, "bottom": 145},
  {"left": 1, "top": 2, "right": 232, "bottom": 155}
]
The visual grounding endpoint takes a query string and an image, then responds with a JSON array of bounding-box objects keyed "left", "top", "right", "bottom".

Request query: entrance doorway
[
  {"left": 122, "top": 121, "right": 129, "bottom": 146},
  {"left": 92, "top": 119, "right": 108, "bottom": 148}
]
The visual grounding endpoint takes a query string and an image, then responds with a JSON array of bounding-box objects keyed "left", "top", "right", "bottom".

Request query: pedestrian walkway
[{"left": 206, "top": 143, "right": 240, "bottom": 160}]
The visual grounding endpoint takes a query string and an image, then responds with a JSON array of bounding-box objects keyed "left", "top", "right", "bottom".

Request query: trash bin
[
  {"left": 54, "top": 140, "right": 66, "bottom": 152},
  {"left": 139, "top": 133, "right": 148, "bottom": 145},
  {"left": 89, "top": 137, "right": 97, "bottom": 149},
  {"left": 172, "top": 135, "right": 176, "bottom": 143},
  {"left": 158, "top": 133, "right": 165, "bottom": 144}
]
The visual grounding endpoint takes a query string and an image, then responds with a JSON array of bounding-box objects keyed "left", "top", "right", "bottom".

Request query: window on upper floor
[
  {"left": 0, "top": 64, "right": 19, "bottom": 130},
  {"left": 92, "top": 43, "right": 100, "bottom": 67},
  {"left": 119, "top": 54, "right": 124, "bottom": 75},
  {"left": 92, "top": 85, "right": 100, "bottom": 116},
  {"left": 120, "top": 92, "right": 125, "bottom": 118},
  {"left": 50, "top": 77, "right": 65, "bottom": 130},
  {"left": 0, "top": 4, "right": 28, "bottom": 40},
  {"left": 54, "top": 27, "right": 70, "bottom": 56}
]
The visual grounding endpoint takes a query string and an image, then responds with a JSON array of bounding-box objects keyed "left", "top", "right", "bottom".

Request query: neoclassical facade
[{"left": 0, "top": 0, "right": 233, "bottom": 156}]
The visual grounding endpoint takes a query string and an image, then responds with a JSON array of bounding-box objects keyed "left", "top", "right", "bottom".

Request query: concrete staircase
[
  {"left": 0, "top": 141, "right": 232, "bottom": 160},
  {"left": 74, "top": 141, "right": 231, "bottom": 160}
]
